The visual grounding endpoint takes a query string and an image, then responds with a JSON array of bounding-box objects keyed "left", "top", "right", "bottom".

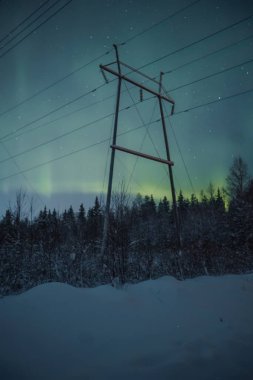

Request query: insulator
[
  {"left": 101, "top": 69, "right": 109, "bottom": 84},
  {"left": 140, "top": 89, "right": 143, "bottom": 102}
]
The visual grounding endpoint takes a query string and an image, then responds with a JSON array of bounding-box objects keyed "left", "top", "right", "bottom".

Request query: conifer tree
[
  {"left": 77, "top": 203, "right": 86, "bottom": 245},
  {"left": 87, "top": 197, "right": 102, "bottom": 243},
  {"left": 226, "top": 156, "right": 249, "bottom": 200}
]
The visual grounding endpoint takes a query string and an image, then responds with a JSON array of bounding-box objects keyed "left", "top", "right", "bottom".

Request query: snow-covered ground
[{"left": 0, "top": 274, "right": 253, "bottom": 380}]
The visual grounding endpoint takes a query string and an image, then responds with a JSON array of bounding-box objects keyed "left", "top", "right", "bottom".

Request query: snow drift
[{"left": 0, "top": 274, "right": 253, "bottom": 380}]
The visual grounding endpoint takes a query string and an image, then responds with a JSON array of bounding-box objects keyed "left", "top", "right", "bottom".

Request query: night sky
[{"left": 0, "top": 0, "right": 252, "bottom": 214}]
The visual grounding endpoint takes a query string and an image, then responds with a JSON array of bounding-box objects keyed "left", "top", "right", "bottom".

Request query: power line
[
  {"left": 2, "top": 81, "right": 252, "bottom": 170},
  {"left": 123, "top": 81, "right": 172, "bottom": 191},
  {"left": 2, "top": 50, "right": 251, "bottom": 144},
  {"left": 0, "top": 139, "right": 109, "bottom": 182},
  {"left": 0, "top": 8, "right": 251, "bottom": 172},
  {"left": 0, "top": 112, "right": 114, "bottom": 164},
  {"left": 0, "top": 96, "right": 155, "bottom": 164},
  {"left": 173, "top": 87, "right": 253, "bottom": 115},
  {"left": 123, "top": 83, "right": 171, "bottom": 191},
  {"left": 152, "top": 170, "right": 182, "bottom": 198},
  {"left": 0, "top": 122, "right": 152, "bottom": 182},
  {"left": 0, "top": 0, "right": 51, "bottom": 46},
  {"left": 162, "top": 87, "right": 253, "bottom": 195},
  {"left": 1, "top": 76, "right": 146, "bottom": 143},
  {"left": 1, "top": 85, "right": 252, "bottom": 182},
  {"left": 0, "top": 0, "right": 61, "bottom": 50},
  {"left": 169, "top": 57, "right": 253, "bottom": 93},
  {"left": 120, "top": 0, "right": 202, "bottom": 46},
  {"left": 0, "top": 1, "right": 249, "bottom": 126},
  {"left": 124, "top": 82, "right": 161, "bottom": 161},
  {"left": 123, "top": 81, "right": 193, "bottom": 197},
  {"left": 2, "top": 90, "right": 116, "bottom": 143},
  {"left": 138, "top": 15, "right": 253, "bottom": 71},
  {"left": 166, "top": 112, "right": 195, "bottom": 194},
  {"left": 116, "top": 154, "right": 145, "bottom": 193},
  {"left": 165, "top": 33, "right": 253, "bottom": 75},
  {"left": 0, "top": 0, "right": 73, "bottom": 59},
  {"left": 126, "top": 99, "right": 158, "bottom": 193},
  {"left": 125, "top": 55, "right": 253, "bottom": 194},
  {"left": 7, "top": 16, "right": 247, "bottom": 138},
  {"left": 0, "top": 50, "right": 111, "bottom": 119},
  {"left": 0, "top": 82, "right": 109, "bottom": 141},
  {"left": 0, "top": 3, "right": 250, "bottom": 135},
  {"left": 0, "top": 0, "right": 201, "bottom": 118},
  {"left": 1, "top": 74, "right": 152, "bottom": 143}
]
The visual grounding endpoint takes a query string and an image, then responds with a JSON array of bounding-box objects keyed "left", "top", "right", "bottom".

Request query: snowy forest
[{"left": 0, "top": 156, "right": 252, "bottom": 296}]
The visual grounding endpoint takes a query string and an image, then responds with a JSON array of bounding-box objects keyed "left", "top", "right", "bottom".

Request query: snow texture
[{"left": 0, "top": 274, "right": 253, "bottom": 379}]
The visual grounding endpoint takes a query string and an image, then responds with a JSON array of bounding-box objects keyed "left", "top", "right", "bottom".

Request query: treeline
[{"left": 0, "top": 156, "right": 253, "bottom": 295}]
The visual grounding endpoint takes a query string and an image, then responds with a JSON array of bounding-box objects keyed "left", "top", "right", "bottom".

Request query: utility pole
[
  {"left": 101, "top": 44, "right": 122, "bottom": 256},
  {"left": 100, "top": 45, "right": 181, "bottom": 256},
  {"left": 158, "top": 72, "right": 181, "bottom": 249}
]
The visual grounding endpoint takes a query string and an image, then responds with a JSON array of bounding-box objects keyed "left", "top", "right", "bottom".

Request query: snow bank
[{"left": 0, "top": 274, "right": 253, "bottom": 379}]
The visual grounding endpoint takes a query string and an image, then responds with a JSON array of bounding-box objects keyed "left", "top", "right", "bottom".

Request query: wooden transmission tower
[{"left": 100, "top": 44, "right": 181, "bottom": 256}]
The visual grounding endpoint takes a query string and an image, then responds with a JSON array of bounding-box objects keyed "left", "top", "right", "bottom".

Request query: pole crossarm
[
  {"left": 111, "top": 144, "right": 174, "bottom": 166},
  {"left": 100, "top": 64, "right": 175, "bottom": 106}
]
